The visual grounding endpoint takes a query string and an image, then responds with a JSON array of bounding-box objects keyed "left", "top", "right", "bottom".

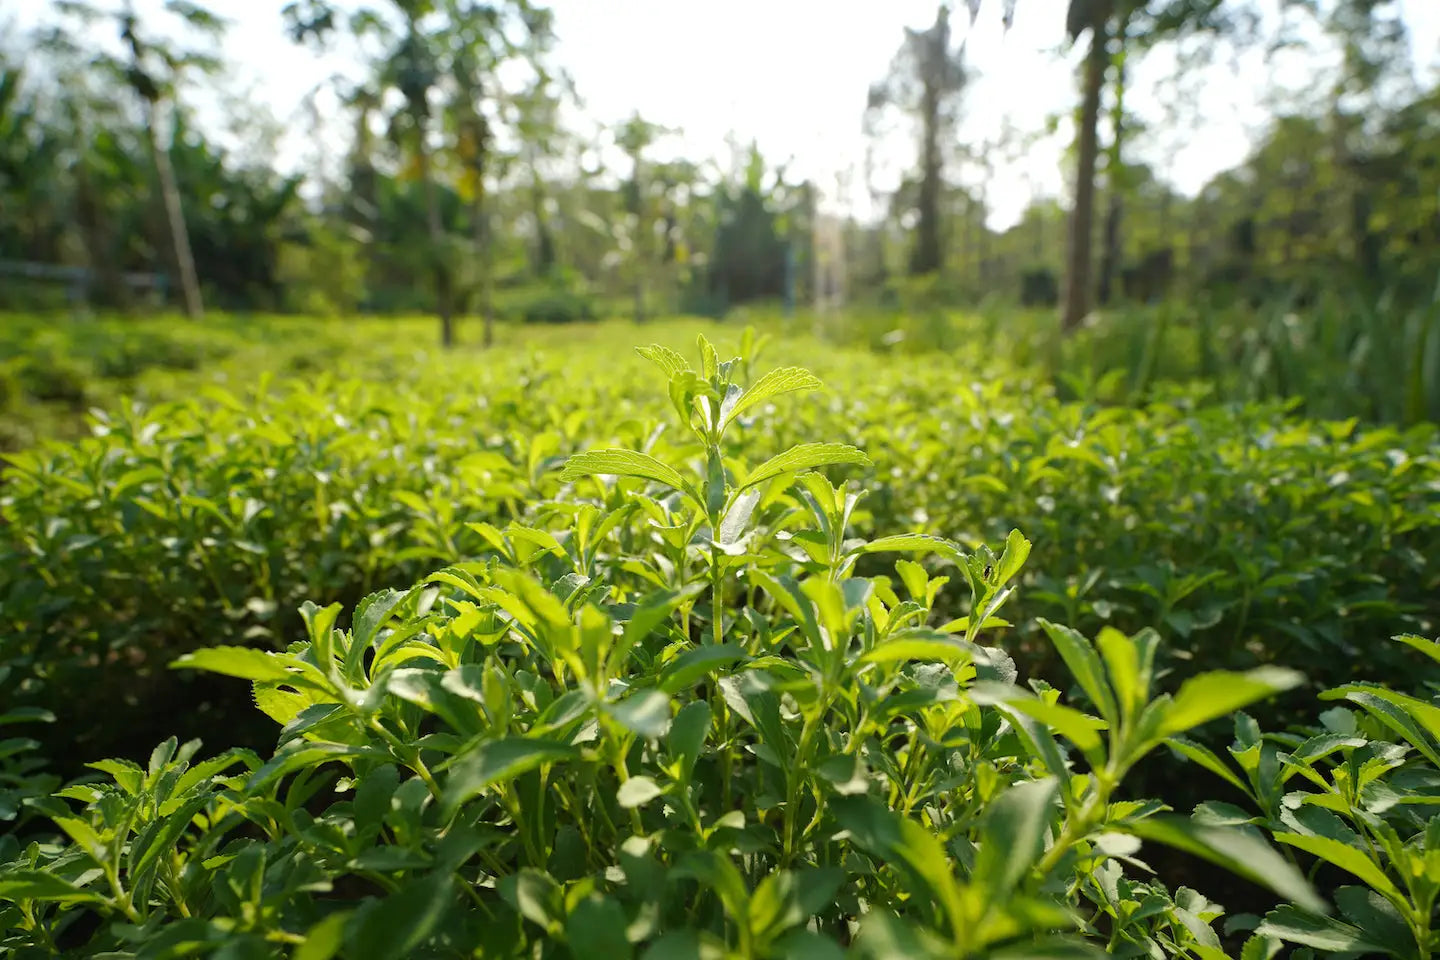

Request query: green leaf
[
  {"left": 851, "top": 911, "right": 953, "bottom": 960},
  {"left": 749, "top": 867, "right": 844, "bottom": 942},
  {"left": 722, "top": 366, "right": 823, "bottom": 428},
  {"left": 0, "top": 706, "right": 55, "bottom": 726},
  {"left": 636, "top": 343, "right": 692, "bottom": 378},
  {"left": 1156, "top": 668, "right": 1305, "bottom": 739},
  {"left": 773, "top": 930, "right": 847, "bottom": 960},
  {"left": 295, "top": 912, "right": 351, "bottom": 960},
  {"left": 170, "top": 646, "right": 296, "bottom": 682},
  {"left": 444, "top": 738, "right": 578, "bottom": 812},
  {"left": 854, "top": 534, "right": 967, "bottom": 568},
  {"left": 659, "top": 644, "right": 746, "bottom": 694},
  {"left": 738, "top": 443, "right": 870, "bottom": 492},
  {"left": 1394, "top": 633, "right": 1440, "bottom": 668},
  {"left": 667, "top": 700, "right": 711, "bottom": 780},
  {"left": 719, "top": 489, "right": 762, "bottom": 545},
  {"left": 859, "top": 630, "right": 973, "bottom": 666},
  {"left": 606, "top": 689, "right": 672, "bottom": 738},
  {"left": 1323, "top": 684, "right": 1440, "bottom": 768},
  {"left": 973, "top": 777, "right": 1060, "bottom": 900},
  {"left": 1271, "top": 833, "right": 1404, "bottom": 905},
  {"left": 972, "top": 684, "right": 1108, "bottom": 760},
  {"left": 831, "top": 797, "right": 965, "bottom": 937},
  {"left": 1254, "top": 905, "right": 1388, "bottom": 954},
  {"left": 565, "top": 894, "right": 634, "bottom": 960},
  {"left": 1124, "top": 816, "right": 1324, "bottom": 913},
  {"left": 0, "top": 871, "right": 106, "bottom": 903},
  {"left": 994, "top": 529, "right": 1032, "bottom": 586},
  {"left": 501, "top": 868, "right": 564, "bottom": 931},
  {"left": 617, "top": 776, "right": 664, "bottom": 808},
  {"left": 1096, "top": 626, "right": 1145, "bottom": 719},
  {"left": 560, "top": 448, "right": 692, "bottom": 495},
  {"left": 1037, "top": 619, "right": 1118, "bottom": 724},
  {"left": 345, "top": 871, "right": 452, "bottom": 960}
]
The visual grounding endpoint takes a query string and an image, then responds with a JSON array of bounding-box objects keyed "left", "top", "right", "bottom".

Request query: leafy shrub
[
  {"left": 5, "top": 321, "right": 1439, "bottom": 770},
  {"left": 518, "top": 287, "right": 598, "bottom": 325},
  {"left": 1020, "top": 267, "right": 1059, "bottom": 307},
  {"left": 0, "top": 340, "right": 1330, "bottom": 958}
]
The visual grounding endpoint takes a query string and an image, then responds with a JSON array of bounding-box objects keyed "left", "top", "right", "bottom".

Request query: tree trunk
[
  {"left": 146, "top": 100, "right": 203, "bottom": 320},
  {"left": 1098, "top": 32, "right": 1127, "bottom": 307},
  {"left": 1062, "top": 8, "right": 1111, "bottom": 332},
  {"left": 911, "top": 72, "right": 944, "bottom": 275},
  {"left": 418, "top": 138, "right": 454, "bottom": 348},
  {"left": 473, "top": 184, "right": 494, "bottom": 348}
]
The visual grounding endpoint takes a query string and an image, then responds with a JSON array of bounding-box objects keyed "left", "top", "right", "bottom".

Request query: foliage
[
  {"left": 1, "top": 335, "right": 1346, "bottom": 958},
  {"left": 4, "top": 316, "right": 1438, "bottom": 769}
]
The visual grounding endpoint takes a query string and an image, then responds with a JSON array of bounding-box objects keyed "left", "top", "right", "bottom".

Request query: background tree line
[{"left": 1, "top": 0, "right": 1436, "bottom": 345}]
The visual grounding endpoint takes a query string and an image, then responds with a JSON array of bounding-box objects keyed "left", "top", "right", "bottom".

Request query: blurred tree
[
  {"left": 47, "top": 0, "right": 229, "bottom": 319},
  {"left": 867, "top": 3, "right": 969, "bottom": 277}
]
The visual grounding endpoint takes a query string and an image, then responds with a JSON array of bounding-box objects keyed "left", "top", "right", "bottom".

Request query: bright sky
[{"left": 12, "top": 0, "right": 1440, "bottom": 231}]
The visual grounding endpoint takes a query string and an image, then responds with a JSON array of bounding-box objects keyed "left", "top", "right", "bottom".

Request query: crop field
[{"left": 4, "top": 313, "right": 1440, "bottom": 958}]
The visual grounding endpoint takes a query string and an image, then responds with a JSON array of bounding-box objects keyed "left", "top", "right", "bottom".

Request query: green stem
[{"left": 368, "top": 718, "right": 444, "bottom": 801}]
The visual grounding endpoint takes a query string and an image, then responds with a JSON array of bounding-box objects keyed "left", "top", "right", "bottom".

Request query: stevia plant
[
  {"left": 6, "top": 320, "right": 1440, "bottom": 776},
  {"left": 1167, "top": 633, "right": 1440, "bottom": 959},
  {"left": 0, "top": 337, "right": 1323, "bottom": 959}
]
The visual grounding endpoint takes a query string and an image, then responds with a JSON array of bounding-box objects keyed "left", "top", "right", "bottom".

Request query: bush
[
  {"left": 518, "top": 287, "right": 597, "bottom": 325},
  {"left": 1020, "top": 267, "right": 1059, "bottom": 307},
  {"left": 4, "top": 320, "right": 1439, "bottom": 771},
  {"left": 0, "top": 341, "right": 1330, "bottom": 955},
  {"left": 0, "top": 341, "right": 1362, "bottom": 958}
]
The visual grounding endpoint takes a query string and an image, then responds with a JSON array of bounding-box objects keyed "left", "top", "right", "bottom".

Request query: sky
[{"left": 10, "top": 0, "right": 1440, "bottom": 231}]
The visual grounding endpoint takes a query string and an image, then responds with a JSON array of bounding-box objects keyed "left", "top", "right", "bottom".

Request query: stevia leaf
[
  {"left": 1254, "top": 905, "right": 1387, "bottom": 954},
  {"left": 560, "top": 448, "right": 691, "bottom": 495},
  {"left": 1271, "top": 833, "right": 1404, "bottom": 904},
  {"left": 295, "top": 912, "right": 350, "bottom": 960},
  {"left": 1037, "top": 619, "right": 1118, "bottom": 724},
  {"left": 1157, "top": 668, "right": 1305, "bottom": 739},
  {"left": 1167, "top": 737, "right": 1251, "bottom": 797},
  {"left": 170, "top": 646, "right": 295, "bottom": 682},
  {"left": 667, "top": 701, "right": 712, "bottom": 780},
  {"left": 859, "top": 631, "right": 973, "bottom": 666},
  {"left": 851, "top": 911, "right": 952, "bottom": 959},
  {"left": 721, "top": 366, "right": 823, "bottom": 428},
  {"left": 0, "top": 871, "right": 107, "bottom": 903},
  {"left": 738, "top": 443, "right": 870, "bottom": 492},
  {"left": 636, "top": 343, "right": 692, "bottom": 378},
  {"left": 658, "top": 645, "right": 746, "bottom": 693},
  {"left": 617, "top": 776, "right": 664, "bottom": 809},
  {"left": 606, "top": 689, "right": 673, "bottom": 738},
  {"left": 444, "top": 738, "right": 577, "bottom": 812},
  {"left": 973, "top": 777, "right": 1060, "bottom": 900},
  {"left": 1123, "top": 816, "right": 1324, "bottom": 913},
  {"left": 565, "top": 894, "right": 634, "bottom": 960},
  {"left": 854, "top": 534, "right": 967, "bottom": 568},
  {"left": 994, "top": 528, "right": 1032, "bottom": 586},
  {"left": 345, "top": 870, "right": 453, "bottom": 960}
]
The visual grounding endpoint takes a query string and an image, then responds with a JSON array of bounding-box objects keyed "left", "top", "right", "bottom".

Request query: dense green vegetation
[
  {"left": 5, "top": 0, "right": 1440, "bottom": 955},
  {"left": 2, "top": 316, "right": 1440, "bottom": 957}
]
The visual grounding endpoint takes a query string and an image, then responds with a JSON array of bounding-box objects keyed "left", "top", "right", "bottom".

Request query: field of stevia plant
[{"left": 5, "top": 316, "right": 1440, "bottom": 959}]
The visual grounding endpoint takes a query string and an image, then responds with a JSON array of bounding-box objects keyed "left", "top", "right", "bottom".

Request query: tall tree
[
  {"left": 615, "top": 113, "right": 672, "bottom": 322},
  {"left": 1062, "top": 0, "right": 1113, "bottom": 331},
  {"left": 866, "top": 3, "right": 969, "bottom": 277},
  {"left": 49, "top": 0, "right": 226, "bottom": 319}
]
